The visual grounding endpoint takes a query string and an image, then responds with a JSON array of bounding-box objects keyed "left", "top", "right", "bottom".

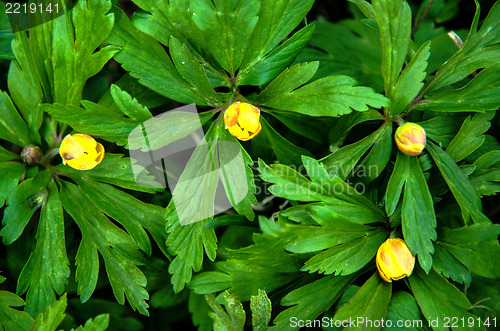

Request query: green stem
[
  {"left": 40, "top": 148, "right": 60, "bottom": 167},
  {"left": 412, "top": 0, "right": 435, "bottom": 36}
]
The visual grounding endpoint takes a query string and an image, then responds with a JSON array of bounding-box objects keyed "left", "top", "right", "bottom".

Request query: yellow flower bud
[
  {"left": 376, "top": 238, "right": 415, "bottom": 282},
  {"left": 224, "top": 102, "right": 262, "bottom": 141},
  {"left": 394, "top": 122, "right": 426, "bottom": 156},
  {"left": 60, "top": 134, "right": 104, "bottom": 171}
]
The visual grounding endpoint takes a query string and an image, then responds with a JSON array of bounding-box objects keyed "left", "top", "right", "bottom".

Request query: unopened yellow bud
[
  {"left": 394, "top": 122, "right": 426, "bottom": 156},
  {"left": 60, "top": 134, "right": 104, "bottom": 170},
  {"left": 224, "top": 102, "right": 262, "bottom": 141},
  {"left": 376, "top": 238, "right": 415, "bottom": 282}
]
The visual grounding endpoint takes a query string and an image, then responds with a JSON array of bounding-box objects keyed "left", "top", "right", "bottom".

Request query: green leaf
[
  {"left": 267, "top": 110, "right": 329, "bottom": 143},
  {"left": 0, "top": 162, "right": 25, "bottom": 208},
  {"left": 250, "top": 289, "right": 271, "bottom": 331},
  {"left": 75, "top": 179, "right": 167, "bottom": 256},
  {"left": 60, "top": 182, "right": 149, "bottom": 315},
  {"left": 383, "top": 291, "right": 430, "bottom": 331},
  {"left": 0, "top": 283, "right": 33, "bottom": 331},
  {"left": 130, "top": 0, "right": 229, "bottom": 88},
  {"left": 21, "top": 8, "right": 54, "bottom": 105},
  {"left": 42, "top": 102, "right": 138, "bottom": 147},
  {"left": 259, "top": 157, "right": 385, "bottom": 221},
  {"left": 427, "top": 142, "right": 490, "bottom": 224},
  {"left": 17, "top": 182, "right": 70, "bottom": 317},
  {"left": 127, "top": 110, "right": 215, "bottom": 151},
  {"left": 295, "top": 19, "right": 383, "bottom": 92},
  {"left": 237, "top": 23, "right": 315, "bottom": 86},
  {"left": 219, "top": 126, "right": 258, "bottom": 221},
  {"left": 56, "top": 153, "right": 159, "bottom": 194},
  {"left": 385, "top": 151, "right": 409, "bottom": 216},
  {"left": 164, "top": 118, "right": 258, "bottom": 290},
  {"left": 0, "top": 90, "right": 30, "bottom": 146},
  {"left": 190, "top": 234, "right": 303, "bottom": 301},
  {"left": 165, "top": 212, "right": 217, "bottom": 293},
  {"left": 255, "top": 62, "right": 319, "bottom": 103},
  {"left": 52, "top": 0, "right": 118, "bottom": 106},
  {"left": 272, "top": 274, "right": 356, "bottom": 330},
  {"left": 419, "top": 114, "right": 467, "bottom": 149},
  {"left": 352, "top": 121, "right": 393, "bottom": 184},
  {"left": 108, "top": 7, "right": 214, "bottom": 105},
  {"left": 72, "top": 314, "right": 110, "bottom": 331},
  {"left": 390, "top": 41, "right": 431, "bottom": 115},
  {"left": 349, "top": 0, "right": 376, "bottom": 19},
  {"left": 373, "top": 0, "right": 412, "bottom": 95},
  {"left": 165, "top": 120, "right": 220, "bottom": 227},
  {"left": 401, "top": 155, "right": 437, "bottom": 273},
  {"left": 438, "top": 223, "right": 500, "bottom": 279},
  {"left": 257, "top": 75, "right": 389, "bottom": 117},
  {"left": 0, "top": 145, "right": 19, "bottom": 162},
  {"left": 29, "top": 293, "right": 67, "bottom": 331},
  {"left": 299, "top": 228, "right": 387, "bottom": 276},
  {"left": 205, "top": 291, "right": 245, "bottom": 331},
  {"left": 328, "top": 110, "right": 382, "bottom": 147},
  {"left": 164, "top": 119, "right": 258, "bottom": 291},
  {"left": 466, "top": 134, "right": 500, "bottom": 163},
  {"left": 333, "top": 273, "right": 392, "bottom": 331},
  {"left": 432, "top": 245, "right": 471, "bottom": 287},
  {"left": 426, "top": 1, "right": 500, "bottom": 91},
  {"left": 446, "top": 111, "right": 495, "bottom": 162},
  {"left": 409, "top": 267, "right": 479, "bottom": 331},
  {"left": 73, "top": 237, "right": 99, "bottom": 306},
  {"left": 168, "top": 36, "right": 221, "bottom": 104},
  {"left": 8, "top": 31, "right": 43, "bottom": 136},
  {"left": 322, "top": 123, "right": 391, "bottom": 180},
  {"left": 260, "top": 116, "right": 313, "bottom": 166},
  {"left": 190, "top": 0, "right": 260, "bottom": 75},
  {"left": 415, "top": 64, "right": 500, "bottom": 112},
  {"left": 0, "top": 171, "right": 50, "bottom": 245},
  {"left": 239, "top": 0, "right": 315, "bottom": 73},
  {"left": 110, "top": 85, "right": 152, "bottom": 122},
  {"left": 469, "top": 150, "right": 500, "bottom": 196},
  {"left": 99, "top": 73, "right": 169, "bottom": 112}
]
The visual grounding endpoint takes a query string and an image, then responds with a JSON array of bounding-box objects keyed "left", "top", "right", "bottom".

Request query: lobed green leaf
[
  {"left": 17, "top": 182, "right": 70, "bottom": 317},
  {"left": 0, "top": 171, "right": 50, "bottom": 245},
  {"left": 401, "top": 155, "right": 437, "bottom": 272},
  {"left": 427, "top": 142, "right": 490, "bottom": 224},
  {"left": 372, "top": 0, "right": 412, "bottom": 95},
  {"left": 60, "top": 182, "right": 149, "bottom": 315},
  {"left": 272, "top": 274, "right": 356, "bottom": 330},
  {"left": 390, "top": 41, "right": 431, "bottom": 115},
  {"left": 409, "top": 267, "right": 479, "bottom": 331},
  {"left": 333, "top": 273, "right": 392, "bottom": 331}
]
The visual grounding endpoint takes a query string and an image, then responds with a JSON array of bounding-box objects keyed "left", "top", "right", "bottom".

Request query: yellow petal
[
  {"left": 224, "top": 102, "right": 240, "bottom": 128},
  {"left": 238, "top": 103, "right": 260, "bottom": 132},
  {"left": 60, "top": 134, "right": 83, "bottom": 164},
  {"left": 60, "top": 133, "right": 104, "bottom": 170},
  {"left": 72, "top": 133, "right": 98, "bottom": 150},
  {"left": 395, "top": 122, "right": 426, "bottom": 156},
  {"left": 246, "top": 121, "right": 262, "bottom": 140},
  {"left": 376, "top": 238, "right": 415, "bottom": 282},
  {"left": 66, "top": 155, "right": 99, "bottom": 171},
  {"left": 95, "top": 143, "right": 105, "bottom": 163},
  {"left": 228, "top": 124, "right": 250, "bottom": 140}
]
